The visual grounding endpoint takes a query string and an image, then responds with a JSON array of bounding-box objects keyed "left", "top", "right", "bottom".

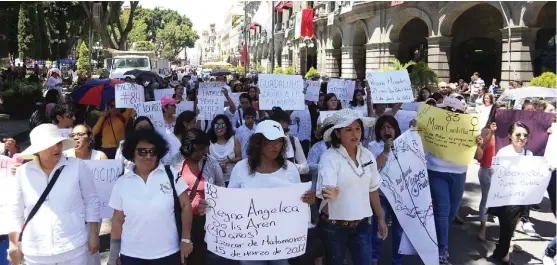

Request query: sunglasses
[
  {"left": 69, "top": 132, "right": 89, "bottom": 138},
  {"left": 137, "top": 148, "right": 158, "bottom": 157},
  {"left": 214, "top": 123, "right": 226, "bottom": 129},
  {"left": 514, "top": 133, "right": 529, "bottom": 138}
]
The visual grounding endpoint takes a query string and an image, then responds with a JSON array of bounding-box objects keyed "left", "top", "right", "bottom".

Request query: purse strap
[
  {"left": 19, "top": 165, "right": 66, "bottom": 241},
  {"left": 164, "top": 165, "right": 180, "bottom": 205}
]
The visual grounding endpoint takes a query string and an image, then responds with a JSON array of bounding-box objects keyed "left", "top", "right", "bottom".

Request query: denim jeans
[
  {"left": 372, "top": 196, "right": 403, "bottom": 265},
  {"left": 478, "top": 167, "right": 491, "bottom": 222},
  {"left": 0, "top": 236, "right": 8, "bottom": 265},
  {"left": 428, "top": 170, "right": 466, "bottom": 262},
  {"left": 546, "top": 238, "right": 556, "bottom": 257},
  {"left": 319, "top": 218, "right": 373, "bottom": 265}
]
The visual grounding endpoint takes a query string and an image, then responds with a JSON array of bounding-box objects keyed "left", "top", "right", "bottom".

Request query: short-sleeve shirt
[
  {"left": 228, "top": 159, "right": 301, "bottom": 188},
  {"left": 109, "top": 163, "right": 187, "bottom": 259}
]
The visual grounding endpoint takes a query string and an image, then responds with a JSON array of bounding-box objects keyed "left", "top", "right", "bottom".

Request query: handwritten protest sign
[
  {"left": 395, "top": 110, "right": 417, "bottom": 133},
  {"left": 230, "top": 93, "right": 244, "bottom": 108},
  {"left": 259, "top": 74, "right": 305, "bottom": 110},
  {"left": 176, "top": 101, "right": 194, "bottom": 115},
  {"left": 59, "top": 128, "right": 72, "bottom": 138},
  {"left": 486, "top": 156, "right": 551, "bottom": 207},
  {"left": 495, "top": 109, "right": 555, "bottom": 156},
  {"left": 135, "top": 101, "right": 165, "bottom": 130},
  {"left": 416, "top": 104, "right": 480, "bottom": 165},
  {"left": 205, "top": 182, "right": 311, "bottom": 260},
  {"left": 305, "top": 80, "right": 321, "bottom": 102},
  {"left": 198, "top": 86, "right": 224, "bottom": 121},
  {"left": 379, "top": 131, "right": 438, "bottom": 265},
  {"left": 154, "top": 88, "right": 175, "bottom": 101},
  {"left": 200, "top": 81, "right": 232, "bottom": 101},
  {"left": 115, "top": 83, "right": 145, "bottom": 108},
  {"left": 366, "top": 70, "right": 413, "bottom": 103},
  {"left": 327, "top": 78, "right": 355, "bottom": 101},
  {"left": 544, "top": 123, "right": 557, "bottom": 168},
  {"left": 0, "top": 157, "right": 15, "bottom": 234},
  {"left": 84, "top": 160, "right": 123, "bottom": 218}
]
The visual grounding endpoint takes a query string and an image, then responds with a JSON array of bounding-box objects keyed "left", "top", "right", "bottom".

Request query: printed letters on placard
[{"left": 259, "top": 74, "right": 305, "bottom": 110}]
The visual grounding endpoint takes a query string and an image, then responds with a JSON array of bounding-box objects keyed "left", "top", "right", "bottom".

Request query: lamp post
[{"left": 300, "top": 38, "right": 314, "bottom": 75}]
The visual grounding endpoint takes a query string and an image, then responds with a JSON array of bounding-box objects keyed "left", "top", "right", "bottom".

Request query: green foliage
[
  {"left": 409, "top": 61, "right": 438, "bottom": 90},
  {"left": 133, "top": 41, "right": 156, "bottom": 51},
  {"left": 36, "top": 3, "right": 50, "bottom": 60},
  {"left": 381, "top": 59, "right": 416, "bottom": 72},
  {"left": 18, "top": 4, "right": 34, "bottom": 60},
  {"left": 257, "top": 65, "right": 265, "bottom": 73},
  {"left": 232, "top": 15, "right": 242, "bottom": 28},
  {"left": 273, "top": 66, "right": 283, "bottom": 74},
  {"left": 157, "top": 21, "right": 198, "bottom": 60},
  {"left": 236, "top": 66, "right": 245, "bottom": 74},
  {"left": 305, "top": 67, "right": 317, "bottom": 79},
  {"left": 529, "top": 72, "right": 557, "bottom": 88},
  {"left": 77, "top": 42, "right": 90, "bottom": 76},
  {"left": 285, "top": 66, "right": 296, "bottom": 75},
  {"left": 0, "top": 80, "right": 43, "bottom": 119}
]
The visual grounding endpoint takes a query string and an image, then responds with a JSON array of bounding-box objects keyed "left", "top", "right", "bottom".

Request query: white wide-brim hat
[
  {"left": 20, "top": 124, "right": 76, "bottom": 159},
  {"left": 323, "top": 109, "right": 376, "bottom": 142}
]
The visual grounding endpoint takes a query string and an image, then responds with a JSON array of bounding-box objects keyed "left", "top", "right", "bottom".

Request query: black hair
[
  {"left": 180, "top": 128, "right": 210, "bottom": 158},
  {"left": 320, "top": 82, "right": 328, "bottom": 94},
  {"left": 508, "top": 121, "right": 530, "bottom": 136},
  {"left": 246, "top": 133, "right": 287, "bottom": 175},
  {"left": 270, "top": 109, "right": 291, "bottom": 123},
  {"left": 374, "top": 115, "right": 401, "bottom": 142},
  {"left": 207, "top": 114, "right": 234, "bottom": 143},
  {"left": 350, "top": 89, "right": 365, "bottom": 107},
  {"left": 122, "top": 129, "right": 168, "bottom": 163},
  {"left": 174, "top": 111, "right": 197, "bottom": 139},
  {"left": 44, "top": 89, "right": 60, "bottom": 104},
  {"left": 329, "top": 119, "right": 364, "bottom": 148},
  {"left": 324, "top": 93, "right": 342, "bottom": 110},
  {"left": 51, "top": 103, "right": 75, "bottom": 124},
  {"left": 430, "top": 92, "right": 443, "bottom": 102},
  {"left": 417, "top": 88, "right": 432, "bottom": 102},
  {"left": 243, "top": 107, "right": 257, "bottom": 118},
  {"left": 239, "top": 92, "right": 250, "bottom": 102}
]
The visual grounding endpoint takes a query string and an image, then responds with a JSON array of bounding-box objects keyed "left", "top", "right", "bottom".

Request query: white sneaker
[
  {"left": 542, "top": 254, "right": 555, "bottom": 265},
  {"left": 522, "top": 222, "right": 539, "bottom": 237}
]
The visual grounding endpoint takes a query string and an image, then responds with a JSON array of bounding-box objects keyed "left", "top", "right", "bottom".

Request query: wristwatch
[{"left": 181, "top": 238, "right": 192, "bottom": 244}]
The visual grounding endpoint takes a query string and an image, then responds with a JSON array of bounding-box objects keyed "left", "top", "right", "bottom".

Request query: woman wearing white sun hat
[{"left": 6, "top": 123, "right": 101, "bottom": 265}]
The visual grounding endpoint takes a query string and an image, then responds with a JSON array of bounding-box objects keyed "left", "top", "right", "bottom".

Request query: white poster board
[
  {"left": 154, "top": 88, "right": 175, "bottom": 101},
  {"left": 58, "top": 128, "right": 72, "bottom": 138},
  {"left": 230, "top": 93, "right": 244, "bottom": 109},
  {"left": 544, "top": 123, "right": 557, "bottom": 168},
  {"left": 198, "top": 86, "right": 224, "bottom": 121},
  {"left": 327, "top": 78, "right": 355, "bottom": 101},
  {"left": 200, "top": 82, "right": 231, "bottom": 101},
  {"left": 0, "top": 157, "right": 15, "bottom": 234},
  {"left": 205, "top": 182, "right": 311, "bottom": 260},
  {"left": 135, "top": 101, "right": 165, "bottom": 130},
  {"left": 115, "top": 83, "right": 145, "bottom": 108},
  {"left": 259, "top": 74, "right": 305, "bottom": 110},
  {"left": 486, "top": 156, "right": 552, "bottom": 207},
  {"left": 366, "top": 70, "right": 414, "bottom": 103},
  {"left": 84, "top": 160, "right": 123, "bottom": 219},
  {"left": 379, "top": 131, "right": 439, "bottom": 265},
  {"left": 305, "top": 80, "right": 321, "bottom": 102},
  {"left": 176, "top": 101, "right": 195, "bottom": 115},
  {"left": 394, "top": 110, "right": 417, "bottom": 133}
]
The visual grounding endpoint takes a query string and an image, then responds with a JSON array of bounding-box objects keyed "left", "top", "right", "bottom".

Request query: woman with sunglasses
[
  {"left": 487, "top": 122, "right": 533, "bottom": 265},
  {"left": 108, "top": 129, "right": 193, "bottom": 265},
  {"left": 169, "top": 128, "right": 228, "bottom": 265},
  {"left": 64, "top": 124, "right": 108, "bottom": 161},
  {"left": 208, "top": 115, "right": 241, "bottom": 185}
]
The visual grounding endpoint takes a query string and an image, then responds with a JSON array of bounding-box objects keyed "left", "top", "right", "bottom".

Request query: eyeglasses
[
  {"left": 69, "top": 132, "right": 89, "bottom": 138},
  {"left": 137, "top": 148, "right": 158, "bottom": 157},
  {"left": 214, "top": 123, "right": 226, "bottom": 129},
  {"left": 514, "top": 133, "right": 529, "bottom": 138}
]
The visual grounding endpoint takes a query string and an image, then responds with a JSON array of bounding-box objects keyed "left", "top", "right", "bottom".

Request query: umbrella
[
  {"left": 71, "top": 79, "right": 124, "bottom": 108},
  {"left": 211, "top": 68, "right": 231, "bottom": 77},
  {"left": 497, "top": 86, "right": 557, "bottom": 101},
  {"left": 124, "top": 69, "right": 163, "bottom": 85}
]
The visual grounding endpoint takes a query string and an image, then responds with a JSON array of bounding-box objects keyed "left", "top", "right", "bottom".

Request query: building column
[
  {"left": 340, "top": 46, "right": 366, "bottom": 79},
  {"left": 500, "top": 27, "right": 539, "bottom": 87},
  {"left": 365, "top": 42, "right": 399, "bottom": 72},
  {"left": 325, "top": 48, "right": 341, "bottom": 78},
  {"left": 427, "top": 36, "right": 452, "bottom": 83}
]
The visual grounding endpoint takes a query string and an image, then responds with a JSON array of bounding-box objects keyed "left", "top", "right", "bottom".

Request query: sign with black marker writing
[
  {"left": 486, "top": 156, "right": 551, "bottom": 207},
  {"left": 135, "top": 101, "right": 165, "bottom": 130},
  {"left": 83, "top": 160, "right": 123, "bottom": 218},
  {"left": 415, "top": 104, "right": 480, "bottom": 165},
  {"left": 304, "top": 80, "right": 321, "bottom": 102},
  {"left": 327, "top": 78, "right": 355, "bottom": 101},
  {"left": 204, "top": 182, "right": 311, "bottom": 260},
  {"left": 259, "top": 74, "right": 305, "bottom": 110},
  {"left": 365, "top": 70, "right": 413, "bottom": 103},
  {"left": 198, "top": 86, "right": 224, "bottom": 121},
  {"left": 116, "top": 83, "right": 145, "bottom": 108},
  {"left": 154, "top": 88, "right": 175, "bottom": 101}
]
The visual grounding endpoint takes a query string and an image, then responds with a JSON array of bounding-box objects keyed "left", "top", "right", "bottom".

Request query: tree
[
  {"left": 529, "top": 72, "right": 556, "bottom": 88},
  {"left": 258, "top": 65, "right": 265, "bottom": 73},
  {"left": 156, "top": 21, "right": 198, "bottom": 60},
  {"left": 18, "top": 4, "right": 34, "bottom": 60},
  {"left": 36, "top": 3, "right": 50, "bottom": 60},
  {"left": 132, "top": 41, "right": 155, "bottom": 51},
  {"left": 81, "top": 1, "right": 139, "bottom": 50},
  {"left": 381, "top": 58, "right": 416, "bottom": 72},
  {"left": 409, "top": 62, "right": 438, "bottom": 91},
  {"left": 305, "top": 67, "right": 317, "bottom": 79},
  {"left": 273, "top": 66, "right": 283, "bottom": 74},
  {"left": 285, "top": 66, "right": 296, "bottom": 75},
  {"left": 236, "top": 66, "right": 245, "bottom": 74},
  {"left": 77, "top": 41, "right": 90, "bottom": 76}
]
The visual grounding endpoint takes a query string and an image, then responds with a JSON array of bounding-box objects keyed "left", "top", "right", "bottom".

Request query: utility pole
[
  {"left": 88, "top": 4, "right": 93, "bottom": 75},
  {"left": 270, "top": 1, "right": 275, "bottom": 73},
  {"left": 244, "top": 1, "right": 249, "bottom": 75}
]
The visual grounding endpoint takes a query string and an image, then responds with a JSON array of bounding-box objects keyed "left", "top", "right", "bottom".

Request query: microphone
[{"left": 384, "top": 134, "right": 394, "bottom": 152}]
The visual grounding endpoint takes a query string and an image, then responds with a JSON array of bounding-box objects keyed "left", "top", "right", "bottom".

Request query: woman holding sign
[{"left": 317, "top": 109, "right": 386, "bottom": 265}]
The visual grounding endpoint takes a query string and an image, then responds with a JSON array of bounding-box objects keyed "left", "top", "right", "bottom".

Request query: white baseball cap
[{"left": 254, "top": 120, "right": 287, "bottom": 141}]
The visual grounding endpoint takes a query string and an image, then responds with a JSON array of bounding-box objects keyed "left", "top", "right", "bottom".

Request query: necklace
[{"left": 334, "top": 148, "right": 366, "bottom": 178}]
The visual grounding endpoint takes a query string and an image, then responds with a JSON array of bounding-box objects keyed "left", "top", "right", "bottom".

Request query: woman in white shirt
[
  {"left": 487, "top": 121, "right": 533, "bottom": 265},
  {"left": 316, "top": 109, "right": 386, "bottom": 265},
  {"left": 107, "top": 129, "right": 193, "bottom": 265},
  {"left": 270, "top": 110, "right": 310, "bottom": 176},
  {"left": 228, "top": 120, "right": 315, "bottom": 265},
  {"left": 47, "top": 69, "right": 63, "bottom": 92},
  {"left": 208, "top": 114, "right": 241, "bottom": 185},
  {"left": 7, "top": 124, "right": 100, "bottom": 265}
]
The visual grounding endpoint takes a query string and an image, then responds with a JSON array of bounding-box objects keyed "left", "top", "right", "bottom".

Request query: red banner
[{"left": 391, "top": 1, "right": 404, "bottom": 6}]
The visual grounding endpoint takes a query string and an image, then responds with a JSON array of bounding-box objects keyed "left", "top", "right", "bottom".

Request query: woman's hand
[
  {"left": 88, "top": 233, "right": 100, "bottom": 255},
  {"left": 475, "top": 135, "right": 484, "bottom": 146},
  {"left": 7, "top": 248, "right": 23, "bottom": 265},
  {"left": 377, "top": 219, "right": 388, "bottom": 240},
  {"left": 10, "top": 162, "right": 21, "bottom": 176},
  {"left": 409, "top": 119, "right": 416, "bottom": 129},
  {"left": 180, "top": 242, "right": 193, "bottom": 264},
  {"left": 322, "top": 186, "right": 340, "bottom": 202},
  {"left": 383, "top": 138, "right": 393, "bottom": 153},
  {"left": 221, "top": 87, "right": 229, "bottom": 96},
  {"left": 548, "top": 127, "right": 553, "bottom": 134},
  {"left": 198, "top": 199, "right": 208, "bottom": 215},
  {"left": 301, "top": 191, "right": 316, "bottom": 205}
]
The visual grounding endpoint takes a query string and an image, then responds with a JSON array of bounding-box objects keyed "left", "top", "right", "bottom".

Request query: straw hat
[
  {"left": 19, "top": 124, "right": 76, "bottom": 159},
  {"left": 323, "top": 109, "right": 376, "bottom": 142}
]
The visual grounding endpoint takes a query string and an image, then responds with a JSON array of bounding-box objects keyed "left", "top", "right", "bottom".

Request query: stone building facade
[{"left": 262, "top": 1, "right": 555, "bottom": 88}]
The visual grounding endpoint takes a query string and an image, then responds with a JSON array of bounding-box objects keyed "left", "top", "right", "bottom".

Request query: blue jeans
[
  {"left": 0, "top": 236, "right": 8, "bottom": 265},
  {"left": 546, "top": 238, "right": 556, "bottom": 257},
  {"left": 428, "top": 170, "right": 466, "bottom": 262},
  {"left": 319, "top": 218, "right": 373, "bottom": 265},
  {"left": 372, "top": 196, "right": 403, "bottom": 265}
]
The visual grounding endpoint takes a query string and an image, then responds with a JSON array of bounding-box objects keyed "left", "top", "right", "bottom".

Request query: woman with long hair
[
  {"left": 207, "top": 115, "right": 242, "bottom": 185},
  {"left": 317, "top": 109, "right": 386, "bottom": 265},
  {"left": 349, "top": 89, "right": 367, "bottom": 114},
  {"left": 321, "top": 93, "right": 342, "bottom": 111},
  {"left": 115, "top": 116, "right": 155, "bottom": 170},
  {"left": 172, "top": 84, "right": 186, "bottom": 103},
  {"left": 417, "top": 88, "right": 432, "bottom": 102},
  {"left": 174, "top": 111, "right": 198, "bottom": 141},
  {"left": 477, "top": 107, "right": 497, "bottom": 241},
  {"left": 64, "top": 124, "right": 108, "bottom": 160}
]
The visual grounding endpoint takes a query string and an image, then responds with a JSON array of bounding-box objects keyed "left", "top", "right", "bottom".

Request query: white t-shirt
[
  {"left": 63, "top": 148, "right": 105, "bottom": 160},
  {"left": 209, "top": 137, "right": 237, "bottom": 181},
  {"left": 108, "top": 164, "right": 187, "bottom": 259},
  {"left": 228, "top": 159, "right": 301, "bottom": 188},
  {"left": 236, "top": 125, "right": 255, "bottom": 159},
  {"left": 496, "top": 144, "right": 533, "bottom": 157}
]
